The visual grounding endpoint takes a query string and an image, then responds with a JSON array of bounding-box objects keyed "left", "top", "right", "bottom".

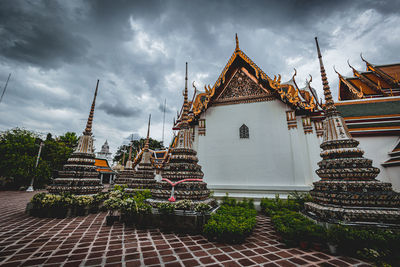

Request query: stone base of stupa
[
  {"left": 304, "top": 202, "right": 400, "bottom": 227},
  {"left": 122, "top": 179, "right": 157, "bottom": 193},
  {"left": 47, "top": 178, "right": 103, "bottom": 195},
  {"left": 151, "top": 181, "right": 210, "bottom": 201},
  {"left": 114, "top": 170, "right": 136, "bottom": 185}
]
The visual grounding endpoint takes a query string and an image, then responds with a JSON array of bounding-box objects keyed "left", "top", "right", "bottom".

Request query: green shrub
[
  {"left": 260, "top": 195, "right": 302, "bottom": 216},
  {"left": 195, "top": 203, "right": 211, "bottom": 214},
  {"left": 157, "top": 202, "right": 175, "bottom": 214},
  {"left": 175, "top": 200, "right": 193, "bottom": 211},
  {"left": 121, "top": 198, "right": 152, "bottom": 216},
  {"left": 203, "top": 200, "right": 257, "bottom": 244}
]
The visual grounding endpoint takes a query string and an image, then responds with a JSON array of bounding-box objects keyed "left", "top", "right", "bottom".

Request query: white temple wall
[
  {"left": 196, "top": 100, "right": 321, "bottom": 198},
  {"left": 356, "top": 136, "right": 400, "bottom": 192}
]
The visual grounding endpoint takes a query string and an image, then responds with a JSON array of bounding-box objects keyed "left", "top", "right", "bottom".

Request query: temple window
[{"left": 239, "top": 124, "right": 249, "bottom": 139}]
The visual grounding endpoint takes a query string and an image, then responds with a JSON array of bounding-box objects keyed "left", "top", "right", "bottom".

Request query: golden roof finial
[
  {"left": 144, "top": 114, "right": 151, "bottom": 151},
  {"left": 84, "top": 79, "right": 99, "bottom": 135},
  {"left": 235, "top": 33, "right": 239, "bottom": 51}
]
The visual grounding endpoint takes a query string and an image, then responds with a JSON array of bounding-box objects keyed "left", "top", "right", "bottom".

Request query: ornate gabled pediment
[{"left": 213, "top": 68, "right": 274, "bottom": 105}]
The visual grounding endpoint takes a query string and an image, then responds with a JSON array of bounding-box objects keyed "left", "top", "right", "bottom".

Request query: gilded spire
[
  {"left": 180, "top": 62, "right": 189, "bottom": 129},
  {"left": 84, "top": 79, "right": 99, "bottom": 135},
  {"left": 235, "top": 33, "right": 239, "bottom": 51},
  {"left": 315, "top": 37, "right": 337, "bottom": 117},
  {"left": 144, "top": 114, "right": 151, "bottom": 151}
]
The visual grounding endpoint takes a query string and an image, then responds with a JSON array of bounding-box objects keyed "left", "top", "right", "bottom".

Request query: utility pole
[
  {"left": 0, "top": 73, "right": 11, "bottom": 104},
  {"left": 26, "top": 141, "right": 44, "bottom": 192}
]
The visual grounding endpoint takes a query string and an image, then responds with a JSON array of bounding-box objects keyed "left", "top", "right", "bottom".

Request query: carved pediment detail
[{"left": 215, "top": 69, "right": 273, "bottom": 105}]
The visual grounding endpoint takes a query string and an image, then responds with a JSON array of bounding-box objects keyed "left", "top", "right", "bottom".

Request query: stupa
[
  {"left": 114, "top": 141, "right": 136, "bottom": 185},
  {"left": 304, "top": 38, "right": 400, "bottom": 225},
  {"left": 150, "top": 63, "right": 212, "bottom": 204},
  {"left": 47, "top": 80, "right": 104, "bottom": 195},
  {"left": 125, "top": 115, "right": 157, "bottom": 192}
]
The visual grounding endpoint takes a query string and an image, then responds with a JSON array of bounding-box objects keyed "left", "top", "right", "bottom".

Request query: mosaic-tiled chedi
[
  {"left": 125, "top": 115, "right": 157, "bottom": 193},
  {"left": 47, "top": 80, "right": 104, "bottom": 195},
  {"left": 151, "top": 63, "right": 211, "bottom": 204},
  {"left": 114, "top": 142, "right": 136, "bottom": 185},
  {"left": 304, "top": 38, "right": 400, "bottom": 224}
]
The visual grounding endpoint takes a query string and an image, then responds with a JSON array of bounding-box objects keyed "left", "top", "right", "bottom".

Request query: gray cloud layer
[{"left": 0, "top": 0, "right": 399, "bottom": 155}]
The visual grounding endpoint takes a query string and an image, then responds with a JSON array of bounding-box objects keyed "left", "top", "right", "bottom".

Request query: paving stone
[{"left": 0, "top": 191, "right": 371, "bottom": 267}]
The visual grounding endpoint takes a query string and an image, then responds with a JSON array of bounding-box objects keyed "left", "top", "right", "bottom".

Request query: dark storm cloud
[
  {"left": 0, "top": 0, "right": 399, "bottom": 154},
  {"left": 0, "top": 1, "right": 91, "bottom": 69},
  {"left": 98, "top": 101, "right": 142, "bottom": 117}
]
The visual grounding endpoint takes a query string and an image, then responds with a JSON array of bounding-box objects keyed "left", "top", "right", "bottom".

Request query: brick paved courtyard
[{"left": 0, "top": 191, "right": 370, "bottom": 267}]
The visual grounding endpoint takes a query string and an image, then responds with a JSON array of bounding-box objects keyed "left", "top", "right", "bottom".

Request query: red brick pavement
[{"left": 0, "top": 191, "right": 370, "bottom": 266}]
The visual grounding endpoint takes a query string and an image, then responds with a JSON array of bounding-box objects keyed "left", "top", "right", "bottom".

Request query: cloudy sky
[{"left": 0, "top": 0, "right": 399, "bottom": 156}]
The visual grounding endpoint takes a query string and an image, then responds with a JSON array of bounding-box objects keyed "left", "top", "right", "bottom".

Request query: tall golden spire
[
  {"left": 235, "top": 33, "right": 239, "bottom": 51},
  {"left": 315, "top": 37, "right": 337, "bottom": 117},
  {"left": 84, "top": 79, "right": 99, "bottom": 135},
  {"left": 180, "top": 62, "right": 189, "bottom": 129},
  {"left": 144, "top": 114, "right": 151, "bottom": 151}
]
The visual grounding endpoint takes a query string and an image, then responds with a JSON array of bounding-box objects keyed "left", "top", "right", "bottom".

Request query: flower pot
[
  {"left": 312, "top": 242, "right": 323, "bottom": 251},
  {"left": 106, "top": 215, "right": 119, "bottom": 226},
  {"left": 327, "top": 243, "right": 338, "bottom": 255},
  {"left": 299, "top": 241, "right": 309, "bottom": 250}
]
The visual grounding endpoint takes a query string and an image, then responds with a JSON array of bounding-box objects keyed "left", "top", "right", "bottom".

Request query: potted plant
[{"left": 104, "top": 196, "right": 122, "bottom": 225}]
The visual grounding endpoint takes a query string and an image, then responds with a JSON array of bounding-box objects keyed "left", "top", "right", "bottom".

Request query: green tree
[
  {"left": 113, "top": 138, "right": 163, "bottom": 164},
  {"left": 0, "top": 128, "right": 78, "bottom": 189},
  {"left": 0, "top": 128, "right": 50, "bottom": 189}
]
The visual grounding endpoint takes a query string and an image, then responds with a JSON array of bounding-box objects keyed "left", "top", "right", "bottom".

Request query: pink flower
[{"left": 168, "top": 196, "right": 176, "bottom": 202}]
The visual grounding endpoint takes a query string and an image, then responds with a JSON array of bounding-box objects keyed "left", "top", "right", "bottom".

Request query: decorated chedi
[
  {"left": 304, "top": 38, "right": 400, "bottom": 225},
  {"left": 48, "top": 80, "right": 104, "bottom": 195},
  {"left": 114, "top": 141, "right": 136, "bottom": 185},
  {"left": 125, "top": 115, "right": 157, "bottom": 192},
  {"left": 150, "top": 63, "right": 212, "bottom": 204}
]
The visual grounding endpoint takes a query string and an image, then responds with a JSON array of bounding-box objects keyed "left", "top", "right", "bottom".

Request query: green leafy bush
[
  {"left": 195, "top": 203, "right": 211, "bottom": 214},
  {"left": 175, "top": 200, "right": 193, "bottom": 211},
  {"left": 203, "top": 205, "right": 257, "bottom": 244},
  {"left": 121, "top": 198, "right": 152, "bottom": 216},
  {"left": 260, "top": 194, "right": 302, "bottom": 216},
  {"left": 203, "top": 195, "right": 256, "bottom": 244},
  {"left": 157, "top": 202, "right": 175, "bottom": 214},
  {"left": 327, "top": 225, "right": 400, "bottom": 265}
]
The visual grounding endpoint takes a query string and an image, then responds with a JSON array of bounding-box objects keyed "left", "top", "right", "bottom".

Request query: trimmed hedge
[
  {"left": 265, "top": 195, "right": 400, "bottom": 266},
  {"left": 203, "top": 196, "right": 257, "bottom": 244}
]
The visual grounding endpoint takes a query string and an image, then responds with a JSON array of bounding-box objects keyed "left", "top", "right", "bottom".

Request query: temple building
[
  {"left": 168, "top": 35, "right": 400, "bottom": 200},
  {"left": 150, "top": 63, "right": 212, "bottom": 205},
  {"left": 173, "top": 35, "right": 323, "bottom": 200},
  {"left": 47, "top": 80, "right": 103, "bottom": 195},
  {"left": 334, "top": 58, "right": 400, "bottom": 191},
  {"left": 94, "top": 158, "right": 116, "bottom": 184},
  {"left": 304, "top": 37, "right": 400, "bottom": 225}
]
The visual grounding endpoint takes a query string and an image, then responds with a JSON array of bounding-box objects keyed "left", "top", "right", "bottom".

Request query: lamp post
[{"left": 26, "top": 141, "right": 44, "bottom": 192}]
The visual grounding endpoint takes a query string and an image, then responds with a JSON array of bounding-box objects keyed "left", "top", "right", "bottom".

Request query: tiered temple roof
[
  {"left": 48, "top": 80, "right": 104, "bottom": 195},
  {"left": 150, "top": 63, "right": 212, "bottom": 204},
  {"left": 336, "top": 56, "right": 400, "bottom": 100},
  {"left": 304, "top": 38, "right": 400, "bottom": 225}
]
